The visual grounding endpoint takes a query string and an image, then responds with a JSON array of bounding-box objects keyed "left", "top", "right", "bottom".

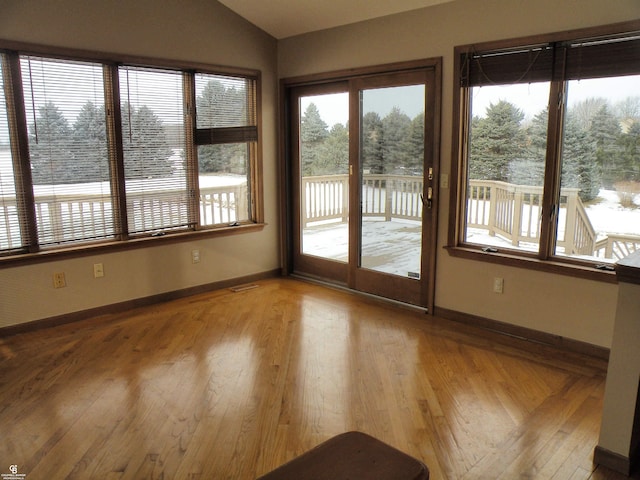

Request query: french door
[{"left": 286, "top": 61, "right": 440, "bottom": 309}]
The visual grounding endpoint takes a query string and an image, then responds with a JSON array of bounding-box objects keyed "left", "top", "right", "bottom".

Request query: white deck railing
[
  {"left": 301, "top": 174, "right": 424, "bottom": 226},
  {"left": 2, "top": 173, "right": 638, "bottom": 261},
  {"left": 0, "top": 183, "right": 247, "bottom": 249},
  {"left": 301, "top": 174, "right": 640, "bottom": 261},
  {"left": 466, "top": 180, "right": 597, "bottom": 256}
]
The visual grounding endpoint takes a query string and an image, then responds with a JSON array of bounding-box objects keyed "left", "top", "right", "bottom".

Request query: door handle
[{"left": 421, "top": 187, "right": 433, "bottom": 209}]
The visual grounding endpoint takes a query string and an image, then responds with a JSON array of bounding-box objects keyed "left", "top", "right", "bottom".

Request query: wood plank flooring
[{"left": 0, "top": 278, "right": 636, "bottom": 479}]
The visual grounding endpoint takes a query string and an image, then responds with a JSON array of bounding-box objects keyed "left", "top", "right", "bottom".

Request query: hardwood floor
[{"left": 0, "top": 278, "right": 636, "bottom": 479}]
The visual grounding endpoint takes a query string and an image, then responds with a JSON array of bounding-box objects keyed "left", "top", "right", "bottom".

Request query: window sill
[
  {"left": 0, "top": 222, "right": 266, "bottom": 268},
  {"left": 444, "top": 245, "right": 618, "bottom": 284}
]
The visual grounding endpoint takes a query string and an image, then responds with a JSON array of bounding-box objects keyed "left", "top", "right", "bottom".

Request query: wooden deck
[{"left": 0, "top": 278, "right": 637, "bottom": 479}]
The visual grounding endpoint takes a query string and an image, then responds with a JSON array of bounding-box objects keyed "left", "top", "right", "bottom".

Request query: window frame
[
  {"left": 447, "top": 20, "right": 640, "bottom": 283},
  {"left": 0, "top": 40, "right": 264, "bottom": 267}
]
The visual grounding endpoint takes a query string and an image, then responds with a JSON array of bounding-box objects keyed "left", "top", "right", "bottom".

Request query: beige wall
[
  {"left": 278, "top": 0, "right": 640, "bottom": 348},
  {"left": 0, "top": 0, "right": 279, "bottom": 327}
]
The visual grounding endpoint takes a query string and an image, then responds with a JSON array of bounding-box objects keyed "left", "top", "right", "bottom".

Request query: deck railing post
[
  {"left": 512, "top": 188, "right": 524, "bottom": 246},
  {"left": 385, "top": 179, "right": 393, "bottom": 221},
  {"left": 564, "top": 190, "right": 578, "bottom": 255},
  {"left": 488, "top": 185, "right": 497, "bottom": 236}
]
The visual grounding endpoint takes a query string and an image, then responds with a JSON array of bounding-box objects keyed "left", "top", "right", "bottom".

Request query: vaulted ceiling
[{"left": 217, "top": 0, "right": 456, "bottom": 39}]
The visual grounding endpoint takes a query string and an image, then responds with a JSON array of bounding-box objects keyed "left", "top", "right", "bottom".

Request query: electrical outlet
[
  {"left": 493, "top": 277, "right": 504, "bottom": 294},
  {"left": 93, "top": 263, "right": 104, "bottom": 278},
  {"left": 192, "top": 249, "right": 200, "bottom": 264},
  {"left": 53, "top": 272, "right": 66, "bottom": 288}
]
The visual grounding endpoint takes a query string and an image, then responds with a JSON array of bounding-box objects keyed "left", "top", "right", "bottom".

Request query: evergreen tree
[
  {"left": 381, "top": 107, "right": 411, "bottom": 174},
  {"left": 561, "top": 113, "right": 599, "bottom": 202},
  {"left": 121, "top": 103, "right": 174, "bottom": 179},
  {"left": 405, "top": 112, "right": 424, "bottom": 175},
  {"left": 469, "top": 100, "right": 526, "bottom": 182},
  {"left": 618, "top": 121, "right": 640, "bottom": 181},
  {"left": 361, "top": 111, "right": 384, "bottom": 174},
  {"left": 317, "top": 123, "right": 349, "bottom": 175},
  {"left": 29, "top": 101, "right": 74, "bottom": 184},
  {"left": 196, "top": 80, "right": 246, "bottom": 127},
  {"left": 300, "top": 103, "right": 328, "bottom": 175},
  {"left": 73, "top": 101, "right": 110, "bottom": 182},
  {"left": 509, "top": 107, "right": 547, "bottom": 186},
  {"left": 199, "top": 144, "right": 247, "bottom": 175},
  {"left": 589, "top": 103, "right": 622, "bottom": 188}
]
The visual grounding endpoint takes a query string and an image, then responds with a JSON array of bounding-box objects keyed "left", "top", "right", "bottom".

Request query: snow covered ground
[{"left": 303, "top": 218, "right": 423, "bottom": 277}]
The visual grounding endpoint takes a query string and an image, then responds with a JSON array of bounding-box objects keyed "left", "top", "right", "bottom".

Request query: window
[
  {"left": 450, "top": 22, "right": 640, "bottom": 275},
  {"left": 0, "top": 55, "right": 25, "bottom": 253},
  {"left": 194, "top": 73, "right": 258, "bottom": 226},
  {"left": 119, "top": 66, "right": 192, "bottom": 234},
  {"left": 22, "top": 56, "right": 115, "bottom": 246},
  {"left": 0, "top": 44, "right": 261, "bottom": 261}
]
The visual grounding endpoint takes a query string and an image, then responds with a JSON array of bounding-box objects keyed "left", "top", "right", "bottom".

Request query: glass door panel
[
  {"left": 359, "top": 85, "right": 425, "bottom": 278},
  {"left": 299, "top": 93, "right": 349, "bottom": 262},
  {"left": 287, "top": 63, "right": 439, "bottom": 309}
]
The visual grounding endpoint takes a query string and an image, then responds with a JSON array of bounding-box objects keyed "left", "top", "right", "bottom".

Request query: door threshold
[{"left": 290, "top": 273, "right": 429, "bottom": 315}]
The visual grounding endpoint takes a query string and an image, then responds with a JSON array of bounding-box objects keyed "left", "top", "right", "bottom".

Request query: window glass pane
[
  {"left": 556, "top": 75, "right": 640, "bottom": 262},
  {"left": 464, "top": 82, "right": 550, "bottom": 253},
  {"left": 195, "top": 73, "right": 255, "bottom": 128},
  {"left": 21, "top": 56, "right": 114, "bottom": 247},
  {"left": 195, "top": 73, "right": 256, "bottom": 227},
  {"left": 360, "top": 85, "right": 424, "bottom": 278},
  {"left": 299, "top": 93, "right": 349, "bottom": 262},
  {"left": 0, "top": 57, "right": 26, "bottom": 253},
  {"left": 197, "top": 143, "right": 251, "bottom": 225},
  {"left": 119, "top": 66, "right": 191, "bottom": 234}
]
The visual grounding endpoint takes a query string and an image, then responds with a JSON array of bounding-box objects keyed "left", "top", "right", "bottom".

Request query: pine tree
[
  {"left": 509, "top": 107, "right": 547, "bottom": 186},
  {"left": 381, "top": 106, "right": 411, "bottom": 174},
  {"left": 469, "top": 100, "right": 526, "bottom": 182},
  {"left": 198, "top": 144, "right": 247, "bottom": 175},
  {"left": 196, "top": 80, "right": 246, "bottom": 127},
  {"left": 589, "top": 103, "right": 622, "bottom": 188},
  {"left": 300, "top": 103, "right": 328, "bottom": 175},
  {"left": 121, "top": 103, "right": 174, "bottom": 179},
  {"left": 404, "top": 112, "right": 424, "bottom": 175},
  {"left": 29, "top": 101, "right": 74, "bottom": 184},
  {"left": 73, "top": 101, "right": 110, "bottom": 182},
  {"left": 561, "top": 113, "right": 599, "bottom": 202},
  {"left": 317, "top": 123, "right": 349, "bottom": 175},
  {"left": 618, "top": 121, "right": 640, "bottom": 181},
  {"left": 361, "top": 111, "right": 384, "bottom": 174}
]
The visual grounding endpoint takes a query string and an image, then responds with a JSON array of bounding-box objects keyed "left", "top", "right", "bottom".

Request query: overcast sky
[{"left": 300, "top": 84, "right": 425, "bottom": 128}]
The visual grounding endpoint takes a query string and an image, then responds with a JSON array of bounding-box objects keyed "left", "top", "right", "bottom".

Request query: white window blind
[
  {"left": 195, "top": 73, "right": 256, "bottom": 129},
  {"left": 21, "top": 56, "right": 115, "bottom": 247},
  {"left": 119, "top": 66, "right": 193, "bottom": 235}
]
